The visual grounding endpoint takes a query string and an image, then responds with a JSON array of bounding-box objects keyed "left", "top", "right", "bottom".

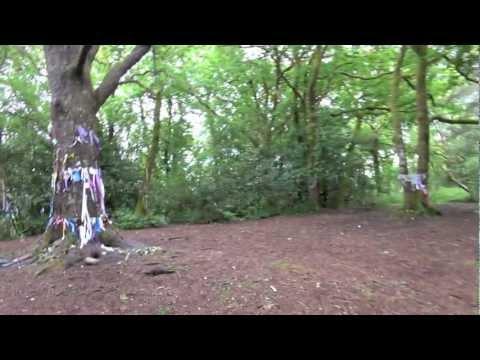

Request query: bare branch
[
  {"left": 442, "top": 54, "right": 479, "bottom": 84},
  {"left": 118, "top": 79, "right": 155, "bottom": 97},
  {"left": 338, "top": 71, "right": 394, "bottom": 80},
  {"left": 279, "top": 70, "right": 304, "bottom": 101},
  {"left": 330, "top": 106, "right": 391, "bottom": 117},
  {"left": 431, "top": 115, "right": 478, "bottom": 125},
  {"left": 94, "top": 45, "right": 151, "bottom": 109},
  {"left": 75, "top": 46, "right": 92, "bottom": 75},
  {"left": 402, "top": 76, "right": 436, "bottom": 106}
]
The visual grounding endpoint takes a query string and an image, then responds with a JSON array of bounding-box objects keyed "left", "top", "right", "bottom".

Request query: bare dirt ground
[{"left": 0, "top": 203, "right": 477, "bottom": 315}]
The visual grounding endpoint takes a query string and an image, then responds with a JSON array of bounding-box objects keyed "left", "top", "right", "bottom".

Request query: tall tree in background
[
  {"left": 390, "top": 46, "right": 417, "bottom": 209},
  {"left": 134, "top": 46, "right": 164, "bottom": 216},
  {"left": 411, "top": 45, "right": 433, "bottom": 211},
  {"left": 42, "top": 45, "right": 150, "bottom": 251}
]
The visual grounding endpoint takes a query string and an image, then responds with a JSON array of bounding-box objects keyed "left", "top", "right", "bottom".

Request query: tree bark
[
  {"left": 43, "top": 45, "right": 150, "bottom": 251},
  {"left": 163, "top": 97, "right": 173, "bottom": 176},
  {"left": 370, "top": 134, "right": 382, "bottom": 194},
  {"left": 412, "top": 45, "right": 440, "bottom": 214},
  {"left": 304, "top": 46, "right": 327, "bottom": 208},
  {"left": 390, "top": 46, "right": 418, "bottom": 210}
]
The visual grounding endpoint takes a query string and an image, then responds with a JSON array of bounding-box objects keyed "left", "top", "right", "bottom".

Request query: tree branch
[
  {"left": 94, "top": 45, "right": 151, "bottom": 109},
  {"left": 444, "top": 165, "right": 471, "bottom": 194},
  {"left": 279, "top": 70, "right": 304, "bottom": 102},
  {"left": 442, "top": 54, "right": 479, "bottom": 84},
  {"left": 330, "top": 106, "right": 391, "bottom": 117},
  {"left": 402, "top": 75, "right": 436, "bottom": 106},
  {"left": 338, "top": 71, "right": 394, "bottom": 80},
  {"left": 75, "top": 46, "right": 92, "bottom": 75},
  {"left": 431, "top": 115, "right": 478, "bottom": 125}
]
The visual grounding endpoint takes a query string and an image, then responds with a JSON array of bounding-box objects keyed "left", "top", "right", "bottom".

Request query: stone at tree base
[
  {"left": 84, "top": 257, "right": 100, "bottom": 265},
  {"left": 143, "top": 266, "right": 175, "bottom": 276}
]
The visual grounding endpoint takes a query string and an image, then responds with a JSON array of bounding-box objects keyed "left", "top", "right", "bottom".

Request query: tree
[
  {"left": 41, "top": 45, "right": 151, "bottom": 255},
  {"left": 390, "top": 46, "right": 419, "bottom": 209}
]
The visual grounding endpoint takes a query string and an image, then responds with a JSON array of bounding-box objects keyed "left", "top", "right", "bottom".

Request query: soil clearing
[{"left": 0, "top": 203, "right": 477, "bottom": 315}]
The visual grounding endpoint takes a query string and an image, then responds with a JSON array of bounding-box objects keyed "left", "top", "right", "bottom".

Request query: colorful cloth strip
[{"left": 398, "top": 173, "right": 428, "bottom": 194}]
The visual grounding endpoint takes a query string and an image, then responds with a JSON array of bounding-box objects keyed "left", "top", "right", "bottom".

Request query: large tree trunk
[
  {"left": 390, "top": 46, "right": 418, "bottom": 210},
  {"left": 42, "top": 45, "right": 150, "bottom": 253},
  {"left": 44, "top": 46, "right": 103, "bottom": 246}
]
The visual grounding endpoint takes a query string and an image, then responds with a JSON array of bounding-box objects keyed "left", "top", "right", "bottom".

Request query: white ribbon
[
  {"left": 398, "top": 173, "right": 428, "bottom": 194},
  {"left": 79, "top": 168, "right": 93, "bottom": 248}
]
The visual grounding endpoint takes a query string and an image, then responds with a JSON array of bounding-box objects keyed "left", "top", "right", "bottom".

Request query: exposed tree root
[{"left": 1, "top": 224, "right": 158, "bottom": 274}]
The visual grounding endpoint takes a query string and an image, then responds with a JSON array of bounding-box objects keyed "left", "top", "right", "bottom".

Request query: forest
[{"left": 0, "top": 45, "right": 478, "bottom": 315}]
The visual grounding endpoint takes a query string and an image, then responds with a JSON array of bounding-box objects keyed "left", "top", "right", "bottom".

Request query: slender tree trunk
[
  {"left": 304, "top": 46, "right": 326, "bottom": 208},
  {"left": 412, "top": 45, "right": 441, "bottom": 214},
  {"left": 335, "top": 116, "right": 363, "bottom": 208},
  {"left": 370, "top": 135, "right": 382, "bottom": 194},
  {"left": 135, "top": 93, "right": 162, "bottom": 216},
  {"left": 290, "top": 78, "right": 309, "bottom": 202},
  {"left": 164, "top": 97, "right": 173, "bottom": 176},
  {"left": 390, "top": 46, "right": 418, "bottom": 210}
]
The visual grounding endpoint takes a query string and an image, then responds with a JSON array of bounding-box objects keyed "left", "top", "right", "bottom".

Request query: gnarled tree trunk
[{"left": 42, "top": 45, "right": 151, "bottom": 253}]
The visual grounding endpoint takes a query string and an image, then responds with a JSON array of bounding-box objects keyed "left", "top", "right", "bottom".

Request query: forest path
[{"left": 0, "top": 203, "right": 477, "bottom": 314}]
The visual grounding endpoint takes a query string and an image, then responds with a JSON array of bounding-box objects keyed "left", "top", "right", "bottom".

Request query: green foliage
[
  {"left": 0, "top": 45, "right": 478, "bottom": 238},
  {"left": 113, "top": 209, "right": 168, "bottom": 230},
  {"left": 430, "top": 187, "right": 472, "bottom": 204},
  {"left": 0, "top": 217, "right": 16, "bottom": 240}
]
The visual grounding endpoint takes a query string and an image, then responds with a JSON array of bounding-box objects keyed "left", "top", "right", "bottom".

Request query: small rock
[
  {"left": 84, "top": 257, "right": 100, "bottom": 265},
  {"left": 119, "top": 294, "right": 128, "bottom": 302},
  {"left": 316, "top": 282, "right": 320, "bottom": 288},
  {"left": 30, "top": 297, "right": 35, "bottom": 302},
  {"left": 270, "top": 285, "right": 277, "bottom": 292},
  {"left": 144, "top": 266, "right": 175, "bottom": 276},
  {"left": 264, "top": 303, "right": 275, "bottom": 310}
]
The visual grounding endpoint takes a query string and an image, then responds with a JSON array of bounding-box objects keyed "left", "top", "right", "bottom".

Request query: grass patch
[
  {"left": 375, "top": 186, "right": 472, "bottom": 209},
  {"left": 430, "top": 187, "right": 472, "bottom": 204},
  {"left": 374, "top": 192, "right": 403, "bottom": 209},
  {"left": 271, "top": 259, "right": 311, "bottom": 274},
  {"left": 155, "top": 306, "right": 172, "bottom": 315}
]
